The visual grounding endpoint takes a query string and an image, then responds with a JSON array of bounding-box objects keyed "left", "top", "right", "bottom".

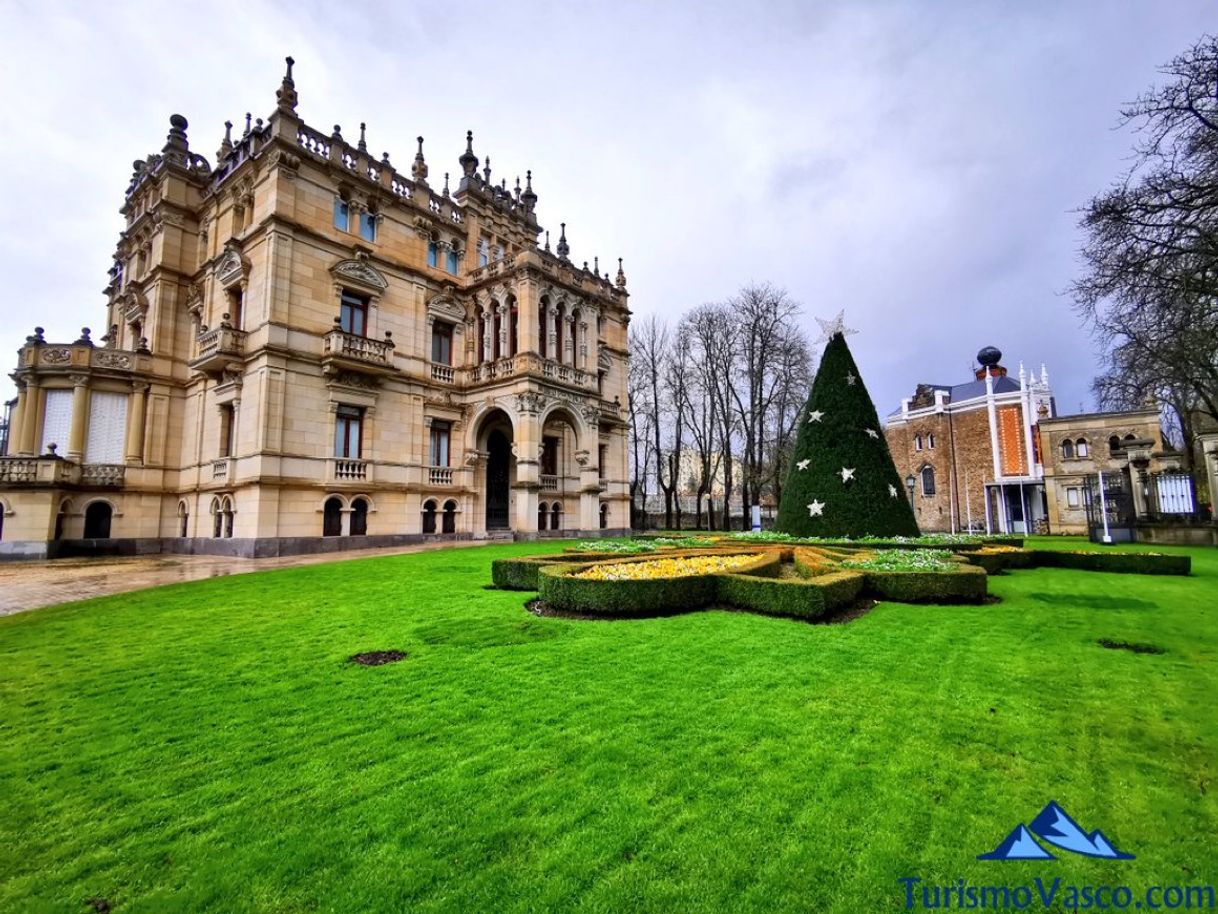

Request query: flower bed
[{"left": 574, "top": 553, "right": 767, "bottom": 581}]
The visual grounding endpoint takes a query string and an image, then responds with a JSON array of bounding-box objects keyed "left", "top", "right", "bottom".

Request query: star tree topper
[{"left": 815, "top": 309, "right": 858, "bottom": 345}]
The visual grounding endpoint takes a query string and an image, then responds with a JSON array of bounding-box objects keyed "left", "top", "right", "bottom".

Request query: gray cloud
[{"left": 0, "top": 0, "right": 1209, "bottom": 419}]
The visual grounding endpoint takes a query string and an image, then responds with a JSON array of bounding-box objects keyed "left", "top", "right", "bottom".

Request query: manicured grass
[{"left": 0, "top": 537, "right": 1216, "bottom": 913}]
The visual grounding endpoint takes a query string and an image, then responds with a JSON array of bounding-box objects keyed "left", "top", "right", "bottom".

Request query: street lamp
[{"left": 905, "top": 474, "right": 916, "bottom": 505}]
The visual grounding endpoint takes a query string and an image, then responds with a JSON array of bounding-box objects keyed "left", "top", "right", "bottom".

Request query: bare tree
[
  {"left": 1074, "top": 35, "right": 1218, "bottom": 434},
  {"left": 679, "top": 305, "right": 732, "bottom": 529},
  {"left": 627, "top": 332, "right": 656, "bottom": 529}
]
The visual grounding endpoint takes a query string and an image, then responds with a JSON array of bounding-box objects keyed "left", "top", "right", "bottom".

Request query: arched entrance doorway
[{"left": 486, "top": 428, "right": 511, "bottom": 529}]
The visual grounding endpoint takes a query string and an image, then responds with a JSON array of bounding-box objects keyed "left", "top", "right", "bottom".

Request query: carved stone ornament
[
  {"left": 598, "top": 343, "right": 612, "bottom": 371},
  {"left": 515, "top": 391, "right": 547, "bottom": 415},
  {"left": 426, "top": 293, "right": 465, "bottom": 323},
  {"left": 215, "top": 242, "right": 248, "bottom": 288},
  {"left": 93, "top": 351, "right": 133, "bottom": 370},
  {"left": 41, "top": 348, "right": 72, "bottom": 364},
  {"left": 325, "top": 367, "right": 378, "bottom": 389},
  {"left": 184, "top": 283, "right": 204, "bottom": 318},
  {"left": 581, "top": 403, "right": 601, "bottom": 426},
  {"left": 574, "top": 449, "right": 590, "bottom": 467},
  {"left": 330, "top": 251, "right": 388, "bottom": 294}
]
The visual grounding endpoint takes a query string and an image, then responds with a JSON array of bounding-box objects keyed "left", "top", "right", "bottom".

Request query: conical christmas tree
[{"left": 775, "top": 326, "right": 919, "bottom": 537}]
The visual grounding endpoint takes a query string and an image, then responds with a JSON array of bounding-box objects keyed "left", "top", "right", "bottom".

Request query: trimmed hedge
[
  {"left": 1028, "top": 550, "right": 1191, "bottom": 576},
  {"left": 717, "top": 570, "right": 864, "bottom": 620},
  {"left": 861, "top": 565, "right": 989, "bottom": 603},
  {"left": 492, "top": 551, "right": 633, "bottom": 590}
]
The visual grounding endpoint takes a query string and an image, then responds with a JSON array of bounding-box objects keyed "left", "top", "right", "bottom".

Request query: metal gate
[
  {"left": 1084, "top": 471, "right": 1136, "bottom": 543},
  {"left": 1143, "top": 472, "right": 1200, "bottom": 522}
]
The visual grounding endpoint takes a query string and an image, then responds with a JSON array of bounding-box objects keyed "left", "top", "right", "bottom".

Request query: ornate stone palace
[{"left": 0, "top": 58, "right": 631, "bottom": 558}]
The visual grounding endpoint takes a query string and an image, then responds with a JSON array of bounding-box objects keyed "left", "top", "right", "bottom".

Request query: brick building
[
  {"left": 0, "top": 58, "right": 631, "bottom": 558},
  {"left": 885, "top": 346, "right": 1054, "bottom": 534}
]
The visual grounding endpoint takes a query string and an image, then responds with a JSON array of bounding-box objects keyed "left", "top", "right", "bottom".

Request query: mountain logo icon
[{"left": 977, "top": 801, "right": 1134, "bottom": 861}]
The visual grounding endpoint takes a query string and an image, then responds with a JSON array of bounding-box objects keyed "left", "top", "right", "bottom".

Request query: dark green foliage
[
  {"left": 538, "top": 564, "right": 722, "bottom": 616},
  {"left": 775, "top": 332, "right": 918, "bottom": 537},
  {"left": 493, "top": 552, "right": 630, "bottom": 590},
  {"left": 717, "top": 571, "right": 864, "bottom": 620},
  {"left": 1028, "top": 550, "right": 1191, "bottom": 576},
  {"left": 861, "top": 566, "right": 989, "bottom": 604}
]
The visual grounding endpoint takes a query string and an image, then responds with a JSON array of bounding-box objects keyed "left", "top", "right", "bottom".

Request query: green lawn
[{"left": 0, "top": 537, "right": 1215, "bottom": 913}]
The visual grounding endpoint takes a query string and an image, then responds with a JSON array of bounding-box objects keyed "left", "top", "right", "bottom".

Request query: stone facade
[
  {"left": 0, "top": 59, "right": 631, "bottom": 559},
  {"left": 1038, "top": 409, "right": 1166, "bottom": 535}
]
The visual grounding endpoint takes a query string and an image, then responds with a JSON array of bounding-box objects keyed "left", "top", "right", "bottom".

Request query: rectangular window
[
  {"left": 334, "top": 405, "right": 363, "bottom": 458},
  {"left": 40, "top": 389, "right": 73, "bottom": 456},
  {"left": 431, "top": 322, "right": 453, "bottom": 365},
  {"left": 339, "top": 290, "right": 368, "bottom": 337},
  {"left": 541, "top": 436, "right": 559, "bottom": 476},
  {"left": 478, "top": 238, "right": 489, "bottom": 267},
  {"left": 429, "top": 421, "right": 451, "bottom": 467},
  {"left": 1066, "top": 487, "right": 1081, "bottom": 508},
  {"left": 219, "top": 405, "right": 235, "bottom": 457},
  {"left": 493, "top": 244, "right": 504, "bottom": 262},
  {"left": 85, "top": 391, "right": 128, "bottom": 463},
  {"left": 333, "top": 198, "right": 350, "bottom": 232},
  {"left": 427, "top": 241, "right": 439, "bottom": 268},
  {"left": 226, "top": 287, "right": 243, "bottom": 329},
  {"left": 446, "top": 249, "right": 459, "bottom": 274},
  {"left": 359, "top": 211, "right": 377, "bottom": 242}
]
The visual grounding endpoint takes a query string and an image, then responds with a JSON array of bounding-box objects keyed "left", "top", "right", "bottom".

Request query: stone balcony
[
  {"left": 427, "top": 466, "right": 454, "bottom": 486},
  {"left": 323, "top": 328, "right": 397, "bottom": 379},
  {"left": 330, "top": 457, "right": 370, "bottom": 483},
  {"left": 190, "top": 323, "right": 247, "bottom": 374},
  {"left": 14, "top": 332, "right": 148, "bottom": 378},
  {"left": 462, "top": 353, "right": 596, "bottom": 392},
  {"left": 0, "top": 457, "right": 125, "bottom": 488}
]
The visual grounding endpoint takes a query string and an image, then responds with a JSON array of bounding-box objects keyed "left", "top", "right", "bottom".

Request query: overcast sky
[{"left": 0, "top": 1, "right": 1209, "bottom": 418}]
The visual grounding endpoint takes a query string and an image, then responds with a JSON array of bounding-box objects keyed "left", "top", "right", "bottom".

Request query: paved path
[{"left": 0, "top": 540, "right": 492, "bottom": 617}]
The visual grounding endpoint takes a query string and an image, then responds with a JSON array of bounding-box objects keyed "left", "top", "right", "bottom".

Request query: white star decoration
[
  {"left": 840, "top": 467, "right": 856, "bottom": 483},
  {"left": 865, "top": 429, "right": 879, "bottom": 439},
  {"left": 796, "top": 459, "right": 810, "bottom": 471},
  {"left": 888, "top": 484, "right": 899, "bottom": 498},
  {"left": 815, "top": 309, "right": 858, "bottom": 344},
  {"left": 845, "top": 372, "right": 857, "bottom": 386},
  {"left": 807, "top": 500, "right": 825, "bottom": 517},
  {"left": 807, "top": 410, "right": 824, "bottom": 423}
]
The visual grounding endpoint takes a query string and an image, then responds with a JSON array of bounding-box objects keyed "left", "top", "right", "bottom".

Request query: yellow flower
[{"left": 574, "top": 553, "right": 765, "bottom": 581}]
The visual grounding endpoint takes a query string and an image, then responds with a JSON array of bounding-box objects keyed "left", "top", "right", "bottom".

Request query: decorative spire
[
  {"left": 483, "top": 155, "right": 492, "bottom": 185},
  {"left": 358, "top": 122, "right": 367, "bottom": 152},
  {"left": 514, "top": 176, "right": 521, "bottom": 201},
  {"left": 544, "top": 230, "right": 551, "bottom": 253},
  {"left": 276, "top": 56, "right": 298, "bottom": 113},
  {"left": 521, "top": 169, "right": 537, "bottom": 213},
  {"left": 441, "top": 172, "right": 449, "bottom": 197},
  {"left": 556, "top": 223, "right": 570, "bottom": 260},
  {"left": 381, "top": 151, "right": 392, "bottom": 170},
  {"left": 1040, "top": 363, "right": 1049, "bottom": 386},
  {"left": 615, "top": 257, "right": 627, "bottom": 289},
  {"left": 331, "top": 124, "right": 343, "bottom": 144},
  {"left": 459, "top": 130, "right": 478, "bottom": 179},
  {"left": 244, "top": 112, "right": 253, "bottom": 136},
  {"left": 217, "top": 120, "right": 233, "bottom": 161},
  {"left": 412, "top": 136, "right": 428, "bottom": 184},
  {"left": 593, "top": 255, "right": 599, "bottom": 275},
  {"left": 162, "top": 114, "right": 190, "bottom": 165}
]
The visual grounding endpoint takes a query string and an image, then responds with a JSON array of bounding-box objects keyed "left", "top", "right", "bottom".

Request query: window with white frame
[
  {"left": 358, "top": 210, "right": 377, "bottom": 242},
  {"left": 334, "top": 405, "right": 364, "bottom": 459},
  {"left": 1066, "top": 487, "right": 1081, "bottom": 508},
  {"left": 333, "top": 197, "right": 351, "bottom": 232}
]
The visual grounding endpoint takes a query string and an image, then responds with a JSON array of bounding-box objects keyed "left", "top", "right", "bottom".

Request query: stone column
[
  {"left": 7, "top": 382, "right": 26, "bottom": 457},
  {"left": 547, "top": 305, "right": 559, "bottom": 361},
  {"left": 586, "top": 306, "right": 600, "bottom": 373},
  {"left": 67, "top": 375, "right": 91, "bottom": 462},
  {"left": 481, "top": 298, "right": 494, "bottom": 364},
  {"left": 125, "top": 382, "right": 149, "bottom": 464},
  {"left": 18, "top": 378, "right": 41, "bottom": 456},
  {"left": 497, "top": 302, "right": 509, "bottom": 359},
  {"left": 564, "top": 312, "right": 576, "bottom": 366},
  {"left": 514, "top": 274, "right": 539, "bottom": 357}
]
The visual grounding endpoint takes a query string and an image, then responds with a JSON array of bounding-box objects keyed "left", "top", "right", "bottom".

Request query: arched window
[
  {"left": 178, "top": 501, "right": 189, "bottom": 538},
  {"left": 442, "top": 500, "right": 457, "bottom": 534},
  {"left": 1124, "top": 433, "right": 1137, "bottom": 444},
  {"left": 551, "top": 502, "right": 562, "bottom": 531},
  {"left": 211, "top": 497, "right": 223, "bottom": 537},
  {"left": 538, "top": 300, "right": 547, "bottom": 354},
  {"left": 927, "top": 433, "right": 935, "bottom": 450},
  {"left": 323, "top": 497, "right": 343, "bottom": 537},
  {"left": 1075, "top": 439, "right": 1089, "bottom": 458},
  {"left": 422, "top": 499, "right": 437, "bottom": 534},
  {"left": 914, "top": 434, "right": 923, "bottom": 451},
  {"left": 599, "top": 502, "right": 609, "bottom": 530},
  {"left": 920, "top": 466, "right": 936, "bottom": 497},
  {"left": 84, "top": 502, "right": 113, "bottom": 539},
  {"left": 1061, "top": 439, "right": 1074, "bottom": 459},
  {"left": 350, "top": 497, "right": 368, "bottom": 536},
  {"left": 222, "top": 497, "right": 234, "bottom": 538},
  {"left": 1109, "top": 435, "right": 1122, "bottom": 455},
  {"left": 538, "top": 501, "right": 548, "bottom": 531}
]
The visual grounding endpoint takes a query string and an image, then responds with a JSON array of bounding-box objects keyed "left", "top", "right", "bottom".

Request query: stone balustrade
[{"left": 428, "top": 467, "right": 454, "bottom": 486}]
